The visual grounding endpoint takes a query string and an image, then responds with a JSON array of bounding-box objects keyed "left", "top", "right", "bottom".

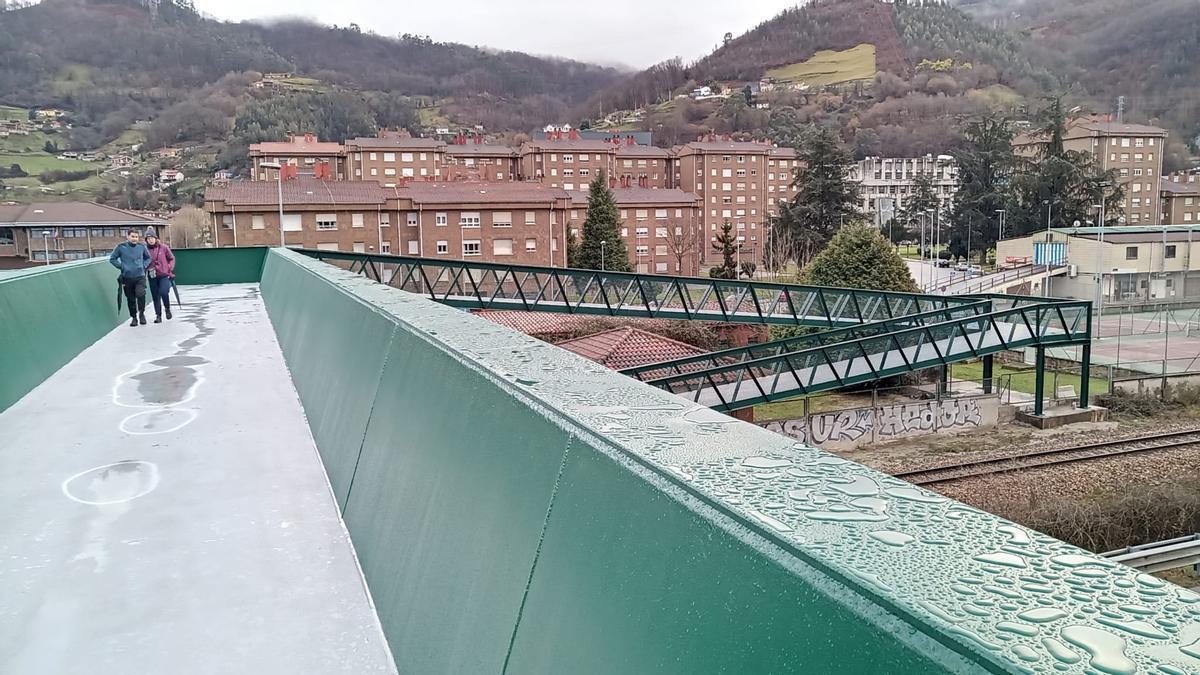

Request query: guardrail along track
[{"left": 893, "top": 429, "right": 1200, "bottom": 485}]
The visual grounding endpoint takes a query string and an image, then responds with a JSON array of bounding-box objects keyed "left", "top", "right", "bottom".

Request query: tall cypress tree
[{"left": 576, "top": 170, "right": 632, "bottom": 272}]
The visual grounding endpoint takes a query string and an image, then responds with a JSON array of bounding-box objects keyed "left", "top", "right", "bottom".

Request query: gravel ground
[{"left": 838, "top": 412, "right": 1200, "bottom": 520}]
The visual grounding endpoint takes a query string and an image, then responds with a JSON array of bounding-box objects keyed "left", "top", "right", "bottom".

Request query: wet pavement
[{"left": 0, "top": 284, "right": 395, "bottom": 674}]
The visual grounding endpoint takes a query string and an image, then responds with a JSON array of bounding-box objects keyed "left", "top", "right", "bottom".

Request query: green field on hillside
[
  {"left": 765, "top": 44, "right": 877, "bottom": 86},
  {"left": 0, "top": 152, "right": 96, "bottom": 174},
  {"left": 0, "top": 105, "right": 26, "bottom": 121}
]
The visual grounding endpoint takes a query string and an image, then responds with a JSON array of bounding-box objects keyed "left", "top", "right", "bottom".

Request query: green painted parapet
[
  {"left": 0, "top": 259, "right": 123, "bottom": 412},
  {"left": 261, "top": 248, "right": 1200, "bottom": 674},
  {"left": 173, "top": 246, "right": 267, "bottom": 285}
]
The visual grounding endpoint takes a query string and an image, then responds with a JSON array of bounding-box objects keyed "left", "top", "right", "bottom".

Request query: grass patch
[
  {"left": 417, "top": 106, "right": 451, "bottom": 128},
  {"left": 0, "top": 105, "right": 27, "bottom": 121},
  {"left": 950, "top": 359, "right": 1110, "bottom": 398},
  {"left": 755, "top": 393, "right": 864, "bottom": 420},
  {"left": 0, "top": 151, "right": 96, "bottom": 174},
  {"left": 765, "top": 44, "right": 877, "bottom": 86}
]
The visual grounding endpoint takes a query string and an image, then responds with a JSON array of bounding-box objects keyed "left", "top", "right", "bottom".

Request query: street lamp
[
  {"left": 41, "top": 229, "right": 51, "bottom": 266},
  {"left": 258, "top": 161, "right": 285, "bottom": 247},
  {"left": 995, "top": 209, "right": 1006, "bottom": 253},
  {"left": 600, "top": 239, "right": 606, "bottom": 271}
]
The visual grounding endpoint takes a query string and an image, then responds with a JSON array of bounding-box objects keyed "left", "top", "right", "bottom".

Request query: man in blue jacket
[{"left": 109, "top": 228, "right": 152, "bottom": 327}]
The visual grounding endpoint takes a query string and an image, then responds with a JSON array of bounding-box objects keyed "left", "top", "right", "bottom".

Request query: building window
[
  {"left": 370, "top": 168, "right": 378, "bottom": 176},
  {"left": 436, "top": 240, "right": 449, "bottom": 254},
  {"left": 492, "top": 212, "right": 513, "bottom": 228},
  {"left": 89, "top": 227, "right": 118, "bottom": 238},
  {"left": 656, "top": 227, "right": 668, "bottom": 237},
  {"left": 420, "top": 153, "right": 427, "bottom": 161},
  {"left": 401, "top": 168, "right": 414, "bottom": 177},
  {"left": 654, "top": 209, "right": 668, "bottom": 219},
  {"left": 401, "top": 153, "right": 414, "bottom": 162},
  {"left": 384, "top": 168, "right": 396, "bottom": 176},
  {"left": 580, "top": 168, "right": 591, "bottom": 176},
  {"left": 655, "top": 245, "right": 667, "bottom": 255},
  {"left": 61, "top": 227, "right": 87, "bottom": 238},
  {"left": 369, "top": 152, "right": 377, "bottom": 160},
  {"left": 460, "top": 212, "right": 481, "bottom": 227},
  {"left": 525, "top": 238, "right": 537, "bottom": 251},
  {"left": 635, "top": 245, "right": 649, "bottom": 256},
  {"left": 381, "top": 241, "right": 391, "bottom": 253},
  {"left": 316, "top": 214, "right": 337, "bottom": 231},
  {"left": 380, "top": 213, "right": 390, "bottom": 227},
  {"left": 635, "top": 227, "right": 648, "bottom": 238},
  {"left": 1126, "top": 246, "right": 1139, "bottom": 260},
  {"left": 1166, "top": 245, "right": 1177, "bottom": 259},
  {"left": 435, "top": 212, "right": 447, "bottom": 226},
  {"left": 563, "top": 154, "right": 574, "bottom": 163},
  {"left": 493, "top": 239, "right": 513, "bottom": 256},
  {"left": 383, "top": 152, "right": 396, "bottom": 162},
  {"left": 281, "top": 214, "right": 302, "bottom": 231},
  {"left": 407, "top": 241, "right": 419, "bottom": 255},
  {"left": 407, "top": 212, "right": 418, "bottom": 227},
  {"left": 463, "top": 240, "right": 481, "bottom": 256},
  {"left": 252, "top": 215, "right": 266, "bottom": 230}
]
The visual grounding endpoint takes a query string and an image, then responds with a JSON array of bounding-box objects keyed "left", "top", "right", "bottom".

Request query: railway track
[{"left": 893, "top": 429, "right": 1200, "bottom": 486}]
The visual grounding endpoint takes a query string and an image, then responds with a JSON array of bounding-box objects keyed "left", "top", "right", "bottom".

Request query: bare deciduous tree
[
  {"left": 663, "top": 225, "right": 701, "bottom": 275},
  {"left": 169, "top": 205, "right": 211, "bottom": 248}
]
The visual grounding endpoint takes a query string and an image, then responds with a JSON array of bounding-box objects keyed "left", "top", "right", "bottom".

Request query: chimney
[
  {"left": 569, "top": 129, "right": 579, "bottom": 140},
  {"left": 304, "top": 133, "right": 315, "bottom": 143},
  {"left": 627, "top": 135, "right": 634, "bottom": 146},
  {"left": 609, "top": 175, "right": 617, "bottom": 188},
  {"left": 475, "top": 134, "right": 482, "bottom": 144}
]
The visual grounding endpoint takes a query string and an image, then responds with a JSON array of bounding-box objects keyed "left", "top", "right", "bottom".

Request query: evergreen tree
[
  {"left": 576, "top": 170, "right": 631, "bottom": 272},
  {"left": 709, "top": 221, "right": 739, "bottom": 279},
  {"left": 772, "top": 126, "right": 861, "bottom": 266},
  {"left": 565, "top": 228, "right": 581, "bottom": 268},
  {"left": 800, "top": 223, "right": 920, "bottom": 292},
  {"left": 897, "top": 171, "right": 941, "bottom": 241},
  {"left": 1007, "top": 97, "right": 1124, "bottom": 236},
  {"left": 948, "top": 115, "right": 1014, "bottom": 263}
]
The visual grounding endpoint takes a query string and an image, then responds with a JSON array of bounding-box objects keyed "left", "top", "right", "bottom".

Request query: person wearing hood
[
  {"left": 144, "top": 227, "right": 176, "bottom": 323},
  {"left": 109, "top": 228, "right": 151, "bottom": 327}
]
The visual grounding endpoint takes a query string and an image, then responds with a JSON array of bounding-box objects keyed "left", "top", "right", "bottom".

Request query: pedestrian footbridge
[{"left": 2, "top": 247, "right": 1198, "bottom": 674}]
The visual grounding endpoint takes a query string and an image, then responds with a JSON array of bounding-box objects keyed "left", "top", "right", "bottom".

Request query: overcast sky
[{"left": 190, "top": 0, "right": 802, "bottom": 69}]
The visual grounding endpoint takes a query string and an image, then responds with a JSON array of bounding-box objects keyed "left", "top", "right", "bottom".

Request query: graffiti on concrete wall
[{"left": 761, "top": 397, "right": 994, "bottom": 450}]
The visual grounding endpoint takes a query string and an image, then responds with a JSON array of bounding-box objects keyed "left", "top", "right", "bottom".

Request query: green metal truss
[
  {"left": 626, "top": 300, "right": 1093, "bottom": 412},
  {"left": 301, "top": 250, "right": 1093, "bottom": 415},
  {"left": 297, "top": 249, "right": 979, "bottom": 327}
]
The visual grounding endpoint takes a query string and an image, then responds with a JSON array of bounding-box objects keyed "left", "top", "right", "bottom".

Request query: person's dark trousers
[
  {"left": 149, "top": 275, "right": 172, "bottom": 318},
  {"left": 121, "top": 276, "right": 146, "bottom": 319}
]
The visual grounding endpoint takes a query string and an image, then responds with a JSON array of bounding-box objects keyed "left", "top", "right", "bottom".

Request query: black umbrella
[
  {"left": 116, "top": 276, "right": 123, "bottom": 314},
  {"left": 171, "top": 277, "right": 182, "bottom": 307}
]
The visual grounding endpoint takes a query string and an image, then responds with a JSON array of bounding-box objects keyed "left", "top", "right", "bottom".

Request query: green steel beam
[
  {"left": 633, "top": 300, "right": 1092, "bottom": 411},
  {"left": 298, "top": 248, "right": 980, "bottom": 328}
]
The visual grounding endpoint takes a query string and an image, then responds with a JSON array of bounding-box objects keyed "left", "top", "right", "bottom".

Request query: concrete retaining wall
[
  {"left": 760, "top": 395, "right": 1000, "bottom": 451},
  {"left": 256, "top": 247, "right": 1200, "bottom": 675},
  {"left": 0, "top": 259, "right": 123, "bottom": 412}
]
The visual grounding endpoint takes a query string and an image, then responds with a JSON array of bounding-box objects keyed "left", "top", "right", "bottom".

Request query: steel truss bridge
[{"left": 301, "top": 250, "right": 1093, "bottom": 415}]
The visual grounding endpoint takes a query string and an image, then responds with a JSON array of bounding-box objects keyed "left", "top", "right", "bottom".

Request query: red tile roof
[
  {"left": 205, "top": 178, "right": 387, "bottom": 207},
  {"left": 445, "top": 145, "right": 518, "bottom": 157},
  {"left": 472, "top": 311, "right": 594, "bottom": 338},
  {"left": 522, "top": 139, "right": 618, "bottom": 152},
  {"left": 1161, "top": 179, "right": 1200, "bottom": 195},
  {"left": 0, "top": 202, "right": 163, "bottom": 226},
  {"left": 682, "top": 141, "right": 783, "bottom": 153},
  {"left": 347, "top": 136, "right": 447, "bottom": 150},
  {"left": 395, "top": 182, "right": 570, "bottom": 205},
  {"left": 555, "top": 326, "right": 707, "bottom": 371},
  {"left": 616, "top": 145, "right": 670, "bottom": 157},
  {"left": 249, "top": 139, "right": 343, "bottom": 155}
]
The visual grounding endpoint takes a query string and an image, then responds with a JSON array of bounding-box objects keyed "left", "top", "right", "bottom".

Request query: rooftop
[
  {"left": 347, "top": 136, "right": 447, "bottom": 150},
  {"left": 556, "top": 326, "right": 706, "bottom": 370},
  {"left": 0, "top": 202, "right": 163, "bottom": 226},
  {"left": 1068, "top": 119, "right": 1169, "bottom": 136},
  {"left": 395, "top": 181, "right": 570, "bottom": 205},
  {"left": 521, "top": 139, "right": 618, "bottom": 152},
  {"left": 205, "top": 178, "right": 388, "bottom": 207},
  {"left": 1162, "top": 179, "right": 1200, "bottom": 195},
  {"left": 473, "top": 310, "right": 595, "bottom": 339},
  {"left": 444, "top": 144, "right": 518, "bottom": 157},
  {"left": 615, "top": 144, "right": 670, "bottom": 157},
  {"left": 249, "top": 137, "right": 344, "bottom": 155}
]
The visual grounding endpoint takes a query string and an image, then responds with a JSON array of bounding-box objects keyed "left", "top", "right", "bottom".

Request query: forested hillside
[{"left": 0, "top": 0, "right": 620, "bottom": 150}]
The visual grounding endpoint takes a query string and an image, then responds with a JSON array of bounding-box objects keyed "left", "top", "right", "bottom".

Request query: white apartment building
[{"left": 849, "top": 155, "right": 959, "bottom": 225}]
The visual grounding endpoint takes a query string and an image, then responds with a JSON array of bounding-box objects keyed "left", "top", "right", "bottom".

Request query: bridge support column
[
  {"left": 982, "top": 355, "right": 993, "bottom": 395},
  {"left": 938, "top": 364, "right": 949, "bottom": 396},
  {"left": 1078, "top": 343, "right": 1091, "bottom": 409},
  {"left": 1034, "top": 347, "right": 1046, "bottom": 416}
]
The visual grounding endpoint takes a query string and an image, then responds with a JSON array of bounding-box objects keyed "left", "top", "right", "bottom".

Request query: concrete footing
[{"left": 1016, "top": 405, "right": 1110, "bottom": 429}]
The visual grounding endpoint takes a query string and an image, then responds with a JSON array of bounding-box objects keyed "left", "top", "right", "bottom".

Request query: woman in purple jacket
[{"left": 144, "top": 227, "right": 176, "bottom": 323}]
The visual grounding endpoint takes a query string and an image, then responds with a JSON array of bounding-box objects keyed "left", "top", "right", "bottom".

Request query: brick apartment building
[
  {"left": 249, "top": 134, "right": 346, "bottom": 181},
  {"left": 204, "top": 178, "right": 574, "bottom": 267},
  {"left": 615, "top": 142, "right": 673, "bottom": 189},
  {"left": 519, "top": 135, "right": 618, "bottom": 191},
  {"left": 567, "top": 188, "right": 703, "bottom": 276},
  {"left": 673, "top": 139, "right": 799, "bottom": 261},
  {"left": 0, "top": 202, "right": 164, "bottom": 267},
  {"left": 345, "top": 133, "right": 446, "bottom": 185},
  {"left": 1162, "top": 174, "right": 1200, "bottom": 224},
  {"left": 1015, "top": 117, "right": 1169, "bottom": 226},
  {"left": 444, "top": 138, "right": 519, "bottom": 182}
]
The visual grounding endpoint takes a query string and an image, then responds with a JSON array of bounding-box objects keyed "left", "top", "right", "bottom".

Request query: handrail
[{"left": 1102, "top": 534, "right": 1200, "bottom": 574}]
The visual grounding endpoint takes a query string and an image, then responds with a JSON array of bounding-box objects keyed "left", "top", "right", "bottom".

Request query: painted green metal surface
[
  {"left": 173, "top": 246, "right": 267, "bottom": 285},
  {"left": 0, "top": 259, "right": 122, "bottom": 412},
  {"left": 633, "top": 299, "right": 1093, "bottom": 411},
  {"left": 298, "top": 248, "right": 979, "bottom": 327},
  {"left": 262, "top": 248, "right": 1200, "bottom": 675}
]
